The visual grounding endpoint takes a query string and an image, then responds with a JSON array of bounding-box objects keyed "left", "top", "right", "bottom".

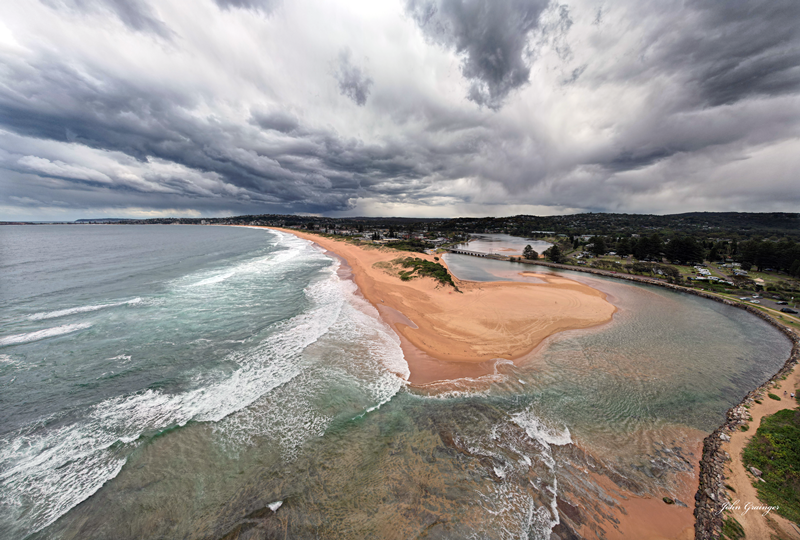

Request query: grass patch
[
  {"left": 721, "top": 515, "right": 745, "bottom": 540},
  {"left": 742, "top": 408, "right": 800, "bottom": 523},
  {"left": 396, "top": 257, "right": 458, "bottom": 290},
  {"left": 740, "top": 424, "right": 750, "bottom": 432},
  {"left": 768, "top": 393, "right": 781, "bottom": 401}
]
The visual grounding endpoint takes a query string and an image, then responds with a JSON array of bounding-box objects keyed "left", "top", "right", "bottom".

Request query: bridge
[{"left": 445, "top": 248, "right": 509, "bottom": 260}]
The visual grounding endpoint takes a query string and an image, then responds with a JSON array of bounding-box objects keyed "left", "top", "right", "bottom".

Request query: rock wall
[{"left": 515, "top": 260, "right": 800, "bottom": 540}]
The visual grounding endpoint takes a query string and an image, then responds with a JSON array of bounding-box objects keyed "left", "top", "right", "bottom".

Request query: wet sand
[{"left": 271, "top": 229, "right": 616, "bottom": 383}]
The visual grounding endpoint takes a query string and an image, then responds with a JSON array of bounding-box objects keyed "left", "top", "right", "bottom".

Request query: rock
[
  {"left": 749, "top": 466, "right": 762, "bottom": 477},
  {"left": 719, "top": 433, "right": 730, "bottom": 442},
  {"left": 663, "top": 497, "right": 674, "bottom": 505}
]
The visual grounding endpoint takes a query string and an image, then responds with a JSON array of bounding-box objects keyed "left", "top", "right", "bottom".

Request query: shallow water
[
  {"left": 0, "top": 227, "right": 791, "bottom": 539},
  {"left": 455, "top": 233, "right": 552, "bottom": 257}
]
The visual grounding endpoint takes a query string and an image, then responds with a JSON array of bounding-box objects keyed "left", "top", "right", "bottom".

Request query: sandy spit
[{"left": 269, "top": 228, "right": 616, "bottom": 383}]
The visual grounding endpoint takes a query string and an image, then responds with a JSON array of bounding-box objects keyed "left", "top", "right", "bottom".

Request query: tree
[
  {"left": 616, "top": 237, "right": 632, "bottom": 256},
  {"left": 543, "top": 244, "right": 564, "bottom": 263},
  {"left": 665, "top": 236, "right": 703, "bottom": 264},
  {"left": 523, "top": 245, "right": 538, "bottom": 259},
  {"left": 589, "top": 236, "right": 607, "bottom": 256},
  {"left": 647, "top": 234, "right": 663, "bottom": 260},
  {"left": 708, "top": 243, "right": 720, "bottom": 262}
]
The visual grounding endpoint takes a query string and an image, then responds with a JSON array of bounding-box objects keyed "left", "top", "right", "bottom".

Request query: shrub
[
  {"left": 742, "top": 409, "right": 800, "bottom": 523},
  {"left": 396, "top": 258, "right": 457, "bottom": 290},
  {"left": 768, "top": 393, "right": 781, "bottom": 401}
]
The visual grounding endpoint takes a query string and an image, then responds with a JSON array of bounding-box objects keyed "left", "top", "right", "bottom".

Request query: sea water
[
  {"left": 0, "top": 225, "right": 405, "bottom": 539},
  {"left": 0, "top": 226, "right": 791, "bottom": 539}
]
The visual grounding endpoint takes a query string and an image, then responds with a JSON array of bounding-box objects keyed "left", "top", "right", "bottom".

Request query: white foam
[
  {"left": 463, "top": 418, "right": 562, "bottom": 540},
  {"left": 512, "top": 408, "right": 572, "bottom": 447},
  {"left": 189, "top": 270, "right": 237, "bottom": 287},
  {"left": 28, "top": 299, "right": 141, "bottom": 321},
  {"left": 182, "top": 231, "right": 314, "bottom": 290},
  {"left": 0, "top": 323, "right": 92, "bottom": 347},
  {"left": 0, "top": 229, "right": 409, "bottom": 535}
]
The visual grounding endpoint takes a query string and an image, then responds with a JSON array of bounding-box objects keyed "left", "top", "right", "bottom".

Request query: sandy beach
[{"left": 271, "top": 228, "right": 616, "bottom": 383}]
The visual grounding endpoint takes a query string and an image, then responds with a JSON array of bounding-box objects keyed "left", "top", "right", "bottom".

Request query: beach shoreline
[{"left": 267, "top": 227, "right": 616, "bottom": 384}]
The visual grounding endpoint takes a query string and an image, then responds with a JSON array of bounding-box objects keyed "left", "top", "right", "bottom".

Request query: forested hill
[
  {"left": 671, "top": 213, "right": 799, "bottom": 233},
  {"left": 61, "top": 212, "right": 800, "bottom": 240}
]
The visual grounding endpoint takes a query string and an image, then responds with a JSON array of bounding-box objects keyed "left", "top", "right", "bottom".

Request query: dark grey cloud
[
  {"left": 42, "top": 0, "right": 172, "bottom": 38},
  {"left": 212, "top": 0, "right": 279, "bottom": 13},
  {"left": 334, "top": 50, "right": 374, "bottom": 106},
  {"left": 406, "top": 0, "right": 550, "bottom": 109},
  {"left": 250, "top": 109, "right": 299, "bottom": 133},
  {"left": 690, "top": 0, "right": 800, "bottom": 106},
  {"left": 0, "top": 52, "right": 437, "bottom": 214},
  {"left": 590, "top": 0, "right": 800, "bottom": 108},
  {"left": 566, "top": 0, "right": 800, "bottom": 177}
]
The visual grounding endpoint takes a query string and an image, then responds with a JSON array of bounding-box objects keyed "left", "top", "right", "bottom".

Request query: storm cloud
[
  {"left": 0, "top": 0, "right": 798, "bottom": 220},
  {"left": 406, "top": 0, "right": 550, "bottom": 109},
  {"left": 334, "top": 50, "right": 374, "bottom": 106}
]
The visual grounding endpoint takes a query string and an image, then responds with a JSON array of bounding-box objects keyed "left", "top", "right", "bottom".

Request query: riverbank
[
  {"left": 512, "top": 258, "right": 800, "bottom": 540},
  {"left": 720, "top": 367, "right": 800, "bottom": 540},
  {"left": 270, "top": 228, "right": 616, "bottom": 384}
]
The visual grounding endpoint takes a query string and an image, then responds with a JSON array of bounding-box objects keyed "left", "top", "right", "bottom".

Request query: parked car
[
  {"left": 781, "top": 307, "right": 798, "bottom": 314},
  {"left": 750, "top": 300, "right": 760, "bottom": 304},
  {"left": 777, "top": 301, "right": 788, "bottom": 305}
]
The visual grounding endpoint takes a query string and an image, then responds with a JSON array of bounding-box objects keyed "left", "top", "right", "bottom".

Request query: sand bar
[{"left": 271, "top": 228, "right": 616, "bottom": 383}]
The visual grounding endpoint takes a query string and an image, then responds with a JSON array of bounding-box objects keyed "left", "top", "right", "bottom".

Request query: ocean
[{"left": 0, "top": 226, "right": 792, "bottom": 539}]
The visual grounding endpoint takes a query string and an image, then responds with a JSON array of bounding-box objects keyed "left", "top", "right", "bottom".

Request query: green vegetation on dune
[
  {"left": 383, "top": 240, "right": 433, "bottom": 253},
  {"left": 395, "top": 257, "right": 458, "bottom": 290},
  {"left": 742, "top": 408, "right": 800, "bottom": 524},
  {"left": 721, "top": 515, "right": 745, "bottom": 540}
]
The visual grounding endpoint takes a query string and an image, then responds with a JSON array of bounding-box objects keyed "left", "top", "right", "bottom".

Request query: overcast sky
[{"left": 1, "top": 0, "right": 798, "bottom": 220}]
